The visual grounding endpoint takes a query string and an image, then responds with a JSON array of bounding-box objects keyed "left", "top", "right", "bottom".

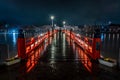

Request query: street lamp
[
  {"left": 63, "top": 21, "right": 66, "bottom": 27},
  {"left": 50, "top": 16, "right": 54, "bottom": 27}
]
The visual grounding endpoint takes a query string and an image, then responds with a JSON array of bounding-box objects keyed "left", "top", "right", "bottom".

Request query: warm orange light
[
  {"left": 35, "top": 41, "right": 38, "bottom": 45},
  {"left": 65, "top": 30, "right": 93, "bottom": 73},
  {"left": 31, "top": 37, "right": 34, "bottom": 41},
  {"left": 26, "top": 46, "right": 31, "bottom": 53}
]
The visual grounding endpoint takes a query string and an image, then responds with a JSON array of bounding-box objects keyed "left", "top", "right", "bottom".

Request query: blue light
[
  {"left": 13, "top": 32, "right": 16, "bottom": 35},
  {"left": 12, "top": 30, "right": 15, "bottom": 33},
  {"left": 13, "top": 32, "right": 16, "bottom": 43},
  {"left": 101, "top": 33, "right": 104, "bottom": 41}
]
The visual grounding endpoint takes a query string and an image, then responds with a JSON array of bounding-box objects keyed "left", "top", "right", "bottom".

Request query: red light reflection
[
  {"left": 66, "top": 34, "right": 94, "bottom": 73},
  {"left": 19, "top": 32, "right": 56, "bottom": 73}
]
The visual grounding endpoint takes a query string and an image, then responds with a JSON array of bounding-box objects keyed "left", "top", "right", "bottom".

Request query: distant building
[{"left": 108, "top": 24, "right": 120, "bottom": 33}]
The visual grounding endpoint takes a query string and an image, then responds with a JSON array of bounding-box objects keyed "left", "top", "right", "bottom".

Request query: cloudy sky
[{"left": 0, "top": 0, "right": 120, "bottom": 25}]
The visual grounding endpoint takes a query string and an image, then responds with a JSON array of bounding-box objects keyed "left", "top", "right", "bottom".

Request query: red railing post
[
  {"left": 17, "top": 29, "right": 26, "bottom": 59},
  {"left": 92, "top": 38, "right": 101, "bottom": 60},
  {"left": 92, "top": 29, "right": 101, "bottom": 60}
]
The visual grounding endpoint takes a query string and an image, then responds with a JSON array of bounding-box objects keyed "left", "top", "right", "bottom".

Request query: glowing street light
[{"left": 50, "top": 16, "right": 54, "bottom": 27}]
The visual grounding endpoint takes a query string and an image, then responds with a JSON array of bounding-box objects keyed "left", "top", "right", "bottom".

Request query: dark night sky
[{"left": 0, "top": 0, "right": 120, "bottom": 25}]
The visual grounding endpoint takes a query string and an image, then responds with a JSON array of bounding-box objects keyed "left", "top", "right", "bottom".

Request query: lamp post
[
  {"left": 63, "top": 21, "right": 66, "bottom": 27},
  {"left": 50, "top": 16, "right": 54, "bottom": 27}
]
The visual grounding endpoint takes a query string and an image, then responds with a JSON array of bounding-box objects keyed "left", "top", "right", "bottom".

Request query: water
[
  {"left": 0, "top": 32, "right": 18, "bottom": 59},
  {"left": 101, "top": 33, "right": 120, "bottom": 60}
]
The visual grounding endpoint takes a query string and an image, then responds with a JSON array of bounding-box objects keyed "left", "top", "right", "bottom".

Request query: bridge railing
[
  {"left": 63, "top": 29, "right": 101, "bottom": 60},
  {"left": 17, "top": 29, "right": 58, "bottom": 60}
]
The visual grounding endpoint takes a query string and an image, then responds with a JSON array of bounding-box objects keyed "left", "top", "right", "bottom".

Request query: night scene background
[
  {"left": 0, "top": 0, "right": 120, "bottom": 80},
  {"left": 0, "top": 0, "right": 120, "bottom": 25}
]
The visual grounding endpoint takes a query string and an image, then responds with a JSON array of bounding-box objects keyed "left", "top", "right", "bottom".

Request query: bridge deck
[{"left": 0, "top": 31, "right": 119, "bottom": 80}]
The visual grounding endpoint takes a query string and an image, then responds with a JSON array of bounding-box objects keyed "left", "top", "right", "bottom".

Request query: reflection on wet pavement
[{"left": 0, "top": 31, "right": 120, "bottom": 80}]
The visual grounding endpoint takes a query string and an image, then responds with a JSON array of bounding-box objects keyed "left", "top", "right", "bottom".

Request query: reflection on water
[
  {"left": 101, "top": 33, "right": 120, "bottom": 60},
  {"left": 0, "top": 32, "right": 18, "bottom": 58},
  {"left": 12, "top": 33, "right": 17, "bottom": 44},
  {"left": 101, "top": 33, "right": 104, "bottom": 41}
]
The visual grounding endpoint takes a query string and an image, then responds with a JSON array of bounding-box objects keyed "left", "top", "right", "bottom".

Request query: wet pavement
[{"left": 0, "top": 31, "right": 120, "bottom": 80}]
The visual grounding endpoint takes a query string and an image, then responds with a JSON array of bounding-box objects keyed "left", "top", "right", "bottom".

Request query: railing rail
[{"left": 17, "top": 29, "right": 58, "bottom": 60}]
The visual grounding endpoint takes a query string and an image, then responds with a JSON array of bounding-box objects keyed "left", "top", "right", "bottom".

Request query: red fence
[
  {"left": 63, "top": 29, "right": 101, "bottom": 60},
  {"left": 17, "top": 29, "right": 58, "bottom": 60}
]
